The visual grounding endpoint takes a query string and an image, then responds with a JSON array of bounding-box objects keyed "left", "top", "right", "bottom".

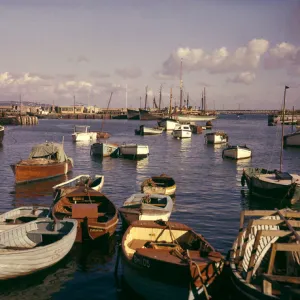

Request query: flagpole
[{"left": 280, "top": 85, "right": 289, "bottom": 172}]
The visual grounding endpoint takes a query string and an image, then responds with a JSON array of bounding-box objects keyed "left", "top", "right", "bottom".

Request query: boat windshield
[{"left": 74, "top": 126, "right": 90, "bottom": 133}]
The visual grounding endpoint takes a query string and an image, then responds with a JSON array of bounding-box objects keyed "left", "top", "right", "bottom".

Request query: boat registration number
[{"left": 133, "top": 255, "right": 150, "bottom": 268}]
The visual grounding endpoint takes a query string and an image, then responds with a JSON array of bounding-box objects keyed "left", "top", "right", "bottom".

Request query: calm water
[{"left": 0, "top": 115, "right": 299, "bottom": 299}]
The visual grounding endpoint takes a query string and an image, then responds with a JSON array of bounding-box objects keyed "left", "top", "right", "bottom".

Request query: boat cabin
[{"left": 74, "top": 125, "right": 91, "bottom": 133}]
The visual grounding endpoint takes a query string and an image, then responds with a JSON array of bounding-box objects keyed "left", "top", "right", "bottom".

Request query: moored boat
[
  {"left": 90, "top": 142, "right": 119, "bottom": 157},
  {"left": 127, "top": 108, "right": 140, "bottom": 120},
  {"left": 176, "top": 113, "right": 217, "bottom": 122},
  {"left": 119, "top": 193, "right": 173, "bottom": 226},
  {"left": 284, "top": 130, "right": 300, "bottom": 147},
  {"left": 0, "top": 218, "right": 77, "bottom": 279},
  {"left": 52, "top": 174, "right": 104, "bottom": 192},
  {"left": 172, "top": 124, "right": 192, "bottom": 139},
  {"left": 205, "top": 131, "right": 228, "bottom": 144},
  {"left": 157, "top": 118, "right": 180, "bottom": 131},
  {"left": 121, "top": 220, "right": 224, "bottom": 300},
  {"left": 52, "top": 186, "right": 118, "bottom": 243},
  {"left": 139, "top": 108, "right": 167, "bottom": 121},
  {"left": 222, "top": 145, "right": 252, "bottom": 160},
  {"left": 135, "top": 125, "right": 163, "bottom": 136},
  {"left": 141, "top": 174, "right": 176, "bottom": 195},
  {"left": 119, "top": 143, "right": 149, "bottom": 159},
  {"left": 72, "top": 125, "right": 97, "bottom": 142},
  {"left": 229, "top": 209, "right": 300, "bottom": 300},
  {"left": 241, "top": 168, "right": 300, "bottom": 203},
  {"left": 0, "top": 125, "right": 4, "bottom": 143},
  {"left": 11, "top": 142, "right": 73, "bottom": 184}
]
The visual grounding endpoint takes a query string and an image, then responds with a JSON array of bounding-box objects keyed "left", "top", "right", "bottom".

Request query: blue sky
[{"left": 0, "top": 0, "right": 299, "bottom": 109}]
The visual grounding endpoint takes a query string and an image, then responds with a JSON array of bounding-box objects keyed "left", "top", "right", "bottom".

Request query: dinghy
[
  {"left": 119, "top": 193, "right": 173, "bottom": 226},
  {"left": 141, "top": 174, "right": 176, "bottom": 195},
  {"left": 90, "top": 142, "right": 118, "bottom": 157},
  {"left": 52, "top": 186, "right": 118, "bottom": 243},
  {"left": 222, "top": 145, "right": 252, "bottom": 160},
  {"left": 229, "top": 209, "right": 300, "bottom": 300},
  {"left": 52, "top": 174, "right": 104, "bottom": 192},
  {"left": 0, "top": 125, "right": 4, "bottom": 144},
  {"left": 121, "top": 220, "right": 224, "bottom": 300},
  {"left": 135, "top": 125, "right": 163, "bottom": 136},
  {"left": 118, "top": 144, "right": 149, "bottom": 159},
  {"left": 205, "top": 131, "right": 228, "bottom": 144},
  {"left": 0, "top": 218, "right": 77, "bottom": 279},
  {"left": 72, "top": 125, "right": 97, "bottom": 142}
]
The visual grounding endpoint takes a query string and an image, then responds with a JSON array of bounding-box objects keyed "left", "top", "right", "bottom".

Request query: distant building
[{"left": 58, "top": 106, "right": 84, "bottom": 114}]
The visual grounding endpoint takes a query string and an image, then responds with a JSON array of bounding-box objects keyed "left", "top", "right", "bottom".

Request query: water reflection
[
  {"left": 179, "top": 138, "right": 192, "bottom": 152},
  {"left": 0, "top": 256, "right": 76, "bottom": 300},
  {"left": 136, "top": 157, "right": 149, "bottom": 170},
  {"left": 12, "top": 175, "right": 68, "bottom": 207}
]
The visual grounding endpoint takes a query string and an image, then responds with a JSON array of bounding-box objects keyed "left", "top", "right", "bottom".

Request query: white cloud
[
  {"left": 115, "top": 66, "right": 142, "bottom": 79},
  {"left": 227, "top": 72, "right": 256, "bottom": 85},
  {"left": 264, "top": 42, "right": 300, "bottom": 76},
  {"left": 153, "top": 71, "right": 177, "bottom": 80},
  {"left": 158, "top": 39, "right": 269, "bottom": 75},
  {"left": 89, "top": 71, "right": 110, "bottom": 78}
]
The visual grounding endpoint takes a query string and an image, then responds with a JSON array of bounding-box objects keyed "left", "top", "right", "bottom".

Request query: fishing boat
[
  {"left": 121, "top": 220, "right": 224, "bottom": 300},
  {"left": 0, "top": 206, "right": 50, "bottom": 227},
  {"left": 52, "top": 186, "right": 118, "bottom": 243},
  {"left": 119, "top": 193, "right": 173, "bottom": 226},
  {"left": 242, "top": 86, "right": 300, "bottom": 203},
  {"left": 284, "top": 130, "right": 300, "bottom": 147},
  {"left": 135, "top": 125, "right": 163, "bottom": 136},
  {"left": 0, "top": 125, "right": 4, "bottom": 143},
  {"left": 11, "top": 142, "right": 73, "bottom": 184},
  {"left": 52, "top": 174, "right": 104, "bottom": 192},
  {"left": 222, "top": 145, "right": 252, "bottom": 160},
  {"left": 0, "top": 218, "right": 77, "bottom": 279},
  {"left": 157, "top": 118, "right": 180, "bottom": 131},
  {"left": 90, "top": 142, "right": 119, "bottom": 157},
  {"left": 141, "top": 174, "right": 176, "bottom": 195},
  {"left": 176, "top": 113, "right": 217, "bottom": 122},
  {"left": 139, "top": 109, "right": 166, "bottom": 121},
  {"left": 119, "top": 143, "right": 149, "bottom": 159},
  {"left": 241, "top": 168, "right": 300, "bottom": 203},
  {"left": 127, "top": 108, "right": 140, "bottom": 120},
  {"left": 229, "top": 209, "right": 300, "bottom": 300},
  {"left": 205, "top": 131, "right": 228, "bottom": 144},
  {"left": 172, "top": 124, "right": 192, "bottom": 139},
  {"left": 72, "top": 125, "right": 97, "bottom": 142}
]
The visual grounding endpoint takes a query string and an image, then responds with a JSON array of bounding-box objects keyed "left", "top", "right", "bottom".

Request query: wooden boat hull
[
  {"left": 0, "top": 126, "right": 4, "bottom": 143},
  {"left": 0, "top": 219, "right": 77, "bottom": 279},
  {"left": 11, "top": 160, "right": 73, "bottom": 184},
  {"left": 121, "top": 221, "right": 224, "bottom": 300},
  {"left": 177, "top": 114, "right": 217, "bottom": 122},
  {"left": 142, "top": 184, "right": 176, "bottom": 195},
  {"left": 158, "top": 119, "right": 179, "bottom": 131},
  {"left": 139, "top": 109, "right": 166, "bottom": 121},
  {"left": 242, "top": 168, "right": 300, "bottom": 202},
  {"left": 172, "top": 129, "right": 192, "bottom": 139},
  {"left": 90, "top": 142, "right": 118, "bottom": 157},
  {"left": 141, "top": 175, "right": 176, "bottom": 195},
  {"left": 127, "top": 109, "right": 140, "bottom": 120},
  {"left": 222, "top": 146, "right": 252, "bottom": 160},
  {"left": 141, "top": 127, "right": 163, "bottom": 135}
]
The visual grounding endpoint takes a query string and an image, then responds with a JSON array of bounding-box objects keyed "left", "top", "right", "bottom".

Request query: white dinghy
[
  {"left": 119, "top": 144, "right": 149, "bottom": 159},
  {"left": 172, "top": 124, "right": 192, "bottom": 139},
  {"left": 222, "top": 145, "right": 252, "bottom": 160},
  {"left": 205, "top": 131, "right": 228, "bottom": 144},
  {"left": 72, "top": 125, "right": 97, "bottom": 142},
  {"left": 0, "top": 218, "right": 77, "bottom": 279},
  {"left": 119, "top": 193, "right": 173, "bottom": 226},
  {"left": 52, "top": 174, "right": 104, "bottom": 192}
]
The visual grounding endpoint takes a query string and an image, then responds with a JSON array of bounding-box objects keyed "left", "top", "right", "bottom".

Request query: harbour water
[{"left": 0, "top": 115, "right": 299, "bottom": 299}]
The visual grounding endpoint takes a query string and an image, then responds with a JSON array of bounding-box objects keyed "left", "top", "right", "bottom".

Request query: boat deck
[{"left": 257, "top": 173, "right": 300, "bottom": 185}]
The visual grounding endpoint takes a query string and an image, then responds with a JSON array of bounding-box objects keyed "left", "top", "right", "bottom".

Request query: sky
[{"left": 0, "top": 0, "right": 299, "bottom": 109}]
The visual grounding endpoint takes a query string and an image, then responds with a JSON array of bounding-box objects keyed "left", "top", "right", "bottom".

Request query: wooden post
[
  {"left": 236, "top": 211, "right": 245, "bottom": 258},
  {"left": 280, "top": 86, "right": 289, "bottom": 172}
]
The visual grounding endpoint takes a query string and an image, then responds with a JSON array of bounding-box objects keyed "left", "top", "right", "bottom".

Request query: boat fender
[{"left": 241, "top": 174, "right": 246, "bottom": 187}]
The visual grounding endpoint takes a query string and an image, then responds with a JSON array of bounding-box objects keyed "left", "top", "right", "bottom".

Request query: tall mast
[
  {"left": 159, "top": 84, "right": 162, "bottom": 110},
  {"left": 203, "top": 87, "right": 206, "bottom": 112},
  {"left": 179, "top": 58, "right": 183, "bottom": 111},
  {"left": 187, "top": 92, "right": 189, "bottom": 108},
  {"left": 169, "top": 87, "right": 172, "bottom": 118},
  {"left": 73, "top": 95, "right": 75, "bottom": 114},
  {"left": 139, "top": 96, "right": 142, "bottom": 109},
  {"left": 125, "top": 84, "right": 128, "bottom": 109},
  {"left": 201, "top": 90, "right": 204, "bottom": 111},
  {"left": 144, "top": 86, "right": 148, "bottom": 109},
  {"left": 280, "top": 85, "right": 289, "bottom": 172}
]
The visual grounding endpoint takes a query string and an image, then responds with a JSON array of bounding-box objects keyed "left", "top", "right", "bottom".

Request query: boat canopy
[{"left": 29, "top": 142, "right": 71, "bottom": 163}]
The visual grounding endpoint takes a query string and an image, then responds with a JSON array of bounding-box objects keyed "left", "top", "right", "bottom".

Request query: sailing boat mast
[
  {"left": 169, "top": 87, "right": 172, "bottom": 118},
  {"left": 280, "top": 85, "right": 289, "bottom": 172},
  {"left": 100, "top": 92, "right": 113, "bottom": 133},
  {"left": 159, "top": 84, "right": 162, "bottom": 111},
  {"left": 179, "top": 58, "right": 183, "bottom": 112},
  {"left": 125, "top": 84, "right": 128, "bottom": 109},
  {"left": 144, "top": 86, "right": 148, "bottom": 109}
]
